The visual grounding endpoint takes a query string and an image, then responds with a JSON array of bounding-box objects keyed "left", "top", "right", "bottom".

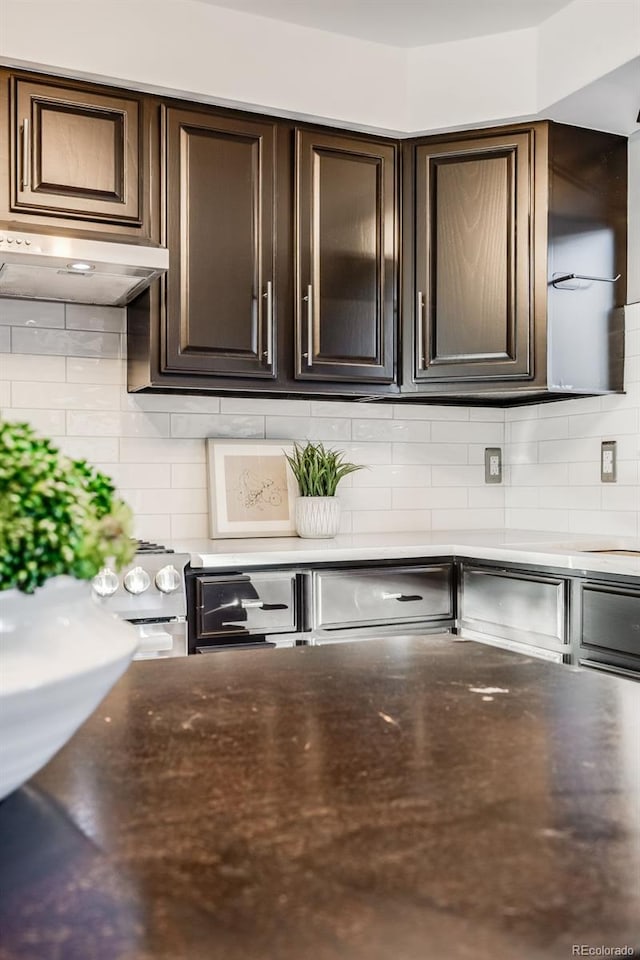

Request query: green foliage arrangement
[
  {"left": 0, "top": 421, "right": 135, "bottom": 594},
  {"left": 284, "top": 441, "right": 364, "bottom": 497}
]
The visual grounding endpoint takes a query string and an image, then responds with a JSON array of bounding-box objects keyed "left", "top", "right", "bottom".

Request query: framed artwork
[{"left": 206, "top": 440, "right": 298, "bottom": 539}]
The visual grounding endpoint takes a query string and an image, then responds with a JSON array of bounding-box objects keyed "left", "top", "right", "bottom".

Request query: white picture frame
[{"left": 206, "top": 440, "right": 298, "bottom": 539}]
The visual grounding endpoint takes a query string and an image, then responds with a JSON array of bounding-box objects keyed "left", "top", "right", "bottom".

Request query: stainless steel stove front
[{"left": 92, "top": 546, "right": 190, "bottom": 660}]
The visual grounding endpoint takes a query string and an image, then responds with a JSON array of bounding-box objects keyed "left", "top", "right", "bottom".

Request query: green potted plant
[
  {"left": 0, "top": 421, "right": 138, "bottom": 800},
  {"left": 284, "top": 441, "right": 363, "bottom": 539}
]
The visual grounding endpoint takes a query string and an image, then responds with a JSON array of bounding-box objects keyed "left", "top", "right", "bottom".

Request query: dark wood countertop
[{"left": 1, "top": 637, "right": 639, "bottom": 960}]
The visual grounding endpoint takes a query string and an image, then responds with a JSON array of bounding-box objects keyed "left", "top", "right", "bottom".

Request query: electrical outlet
[
  {"left": 484, "top": 447, "right": 502, "bottom": 484},
  {"left": 601, "top": 440, "right": 617, "bottom": 482}
]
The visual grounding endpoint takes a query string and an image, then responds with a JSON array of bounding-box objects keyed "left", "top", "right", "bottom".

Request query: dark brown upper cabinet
[
  {"left": 1, "top": 72, "right": 158, "bottom": 240},
  {"left": 401, "top": 121, "right": 627, "bottom": 403},
  {"left": 295, "top": 129, "right": 397, "bottom": 384},
  {"left": 161, "top": 107, "right": 277, "bottom": 380}
]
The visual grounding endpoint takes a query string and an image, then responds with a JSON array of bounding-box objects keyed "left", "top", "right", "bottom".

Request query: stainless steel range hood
[{"left": 0, "top": 231, "right": 168, "bottom": 307}]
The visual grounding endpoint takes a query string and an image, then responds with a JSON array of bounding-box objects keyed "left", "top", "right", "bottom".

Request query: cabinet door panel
[
  {"left": 296, "top": 130, "right": 396, "bottom": 383},
  {"left": 414, "top": 130, "right": 533, "bottom": 382},
  {"left": 13, "top": 79, "right": 141, "bottom": 224},
  {"left": 163, "top": 108, "right": 276, "bottom": 378}
]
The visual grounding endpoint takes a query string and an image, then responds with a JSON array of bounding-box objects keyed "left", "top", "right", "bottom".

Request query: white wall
[
  {"left": 0, "top": 0, "right": 409, "bottom": 132},
  {"left": 1, "top": 0, "right": 637, "bottom": 133},
  {"left": 0, "top": 300, "right": 505, "bottom": 541},
  {"left": 407, "top": 29, "right": 537, "bottom": 133}
]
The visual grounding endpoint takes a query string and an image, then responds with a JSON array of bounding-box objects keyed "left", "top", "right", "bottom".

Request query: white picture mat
[{"left": 206, "top": 440, "right": 298, "bottom": 539}]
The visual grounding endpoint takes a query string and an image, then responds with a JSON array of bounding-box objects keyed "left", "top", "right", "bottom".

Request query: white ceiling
[{"left": 198, "top": 0, "right": 574, "bottom": 46}]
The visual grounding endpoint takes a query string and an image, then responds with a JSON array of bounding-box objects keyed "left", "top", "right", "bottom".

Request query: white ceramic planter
[
  {"left": 295, "top": 496, "right": 341, "bottom": 539},
  {"left": 0, "top": 576, "right": 138, "bottom": 800}
]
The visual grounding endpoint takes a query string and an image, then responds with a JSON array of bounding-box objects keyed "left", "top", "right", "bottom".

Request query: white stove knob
[
  {"left": 155, "top": 564, "right": 182, "bottom": 594},
  {"left": 92, "top": 567, "right": 119, "bottom": 598},
  {"left": 123, "top": 565, "right": 151, "bottom": 595}
]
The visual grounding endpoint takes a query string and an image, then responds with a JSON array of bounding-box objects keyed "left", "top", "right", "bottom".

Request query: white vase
[
  {"left": 295, "top": 496, "right": 341, "bottom": 539},
  {"left": 0, "top": 575, "right": 138, "bottom": 800}
]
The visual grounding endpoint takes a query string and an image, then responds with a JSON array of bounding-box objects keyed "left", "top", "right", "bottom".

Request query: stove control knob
[
  {"left": 92, "top": 567, "right": 119, "bottom": 598},
  {"left": 123, "top": 565, "right": 151, "bottom": 595},
  {"left": 155, "top": 564, "right": 182, "bottom": 594}
]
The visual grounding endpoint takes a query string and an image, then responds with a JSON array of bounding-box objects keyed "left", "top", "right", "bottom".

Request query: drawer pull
[
  {"left": 239, "top": 599, "right": 289, "bottom": 611},
  {"left": 382, "top": 592, "right": 423, "bottom": 602}
]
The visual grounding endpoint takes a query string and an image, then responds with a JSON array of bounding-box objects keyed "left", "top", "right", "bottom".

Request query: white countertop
[{"left": 174, "top": 529, "right": 640, "bottom": 578}]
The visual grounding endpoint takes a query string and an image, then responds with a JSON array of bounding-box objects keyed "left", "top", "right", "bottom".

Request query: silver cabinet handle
[
  {"left": 416, "top": 290, "right": 425, "bottom": 371},
  {"left": 382, "top": 592, "right": 423, "bottom": 602},
  {"left": 262, "top": 280, "right": 273, "bottom": 365},
  {"left": 240, "top": 599, "right": 264, "bottom": 609},
  {"left": 302, "top": 284, "right": 313, "bottom": 367},
  {"left": 21, "top": 117, "right": 30, "bottom": 190}
]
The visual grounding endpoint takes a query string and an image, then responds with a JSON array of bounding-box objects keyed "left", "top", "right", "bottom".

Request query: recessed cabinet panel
[
  {"left": 164, "top": 108, "right": 276, "bottom": 378},
  {"left": 434, "top": 155, "right": 510, "bottom": 359},
  {"left": 296, "top": 130, "right": 396, "bottom": 383},
  {"left": 413, "top": 130, "right": 533, "bottom": 382},
  {"left": 12, "top": 79, "right": 141, "bottom": 223}
]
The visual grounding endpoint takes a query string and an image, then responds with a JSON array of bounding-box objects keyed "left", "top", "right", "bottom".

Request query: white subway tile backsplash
[
  {"left": 352, "top": 418, "right": 430, "bottom": 443},
  {"left": 134, "top": 514, "right": 172, "bottom": 541},
  {"left": 106, "top": 463, "right": 172, "bottom": 490},
  {"left": 1, "top": 299, "right": 638, "bottom": 543},
  {"left": 7, "top": 408, "right": 66, "bottom": 435},
  {"left": 171, "top": 463, "right": 208, "bottom": 489},
  {"left": 123, "top": 393, "right": 221, "bottom": 413},
  {"left": 1, "top": 353, "right": 66, "bottom": 381},
  {"left": 339, "top": 487, "right": 392, "bottom": 511},
  {"left": 601, "top": 485, "right": 640, "bottom": 512},
  {"left": 11, "top": 381, "right": 121, "bottom": 410},
  {"left": 313, "top": 400, "right": 391, "bottom": 419},
  {"left": 567, "top": 409, "right": 639, "bottom": 438},
  {"left": 431, "top": 465, "right": 485, "bottom": 487},
  {"left": 568, "top": 510, "right": 638, "bottom": 537},
  {"left": 431, "top": 420, "right": 502, "bottom": 444},
  {"left": 467, "top": 486, "right": 505, "bottom": 509},
  {"left": 66, "top": 410, "right": 170, "bottom": 438},
  {"left": 431, "top": 508, "right": 504, "bottom": 530},
  {"left": 352, "top": 464, "right": 432, "bottom": 488},
  {"left": 352, "top": 510, "right": 432, "bottom": 533},
  {"left": 12, "top": 327, "right": 121, "bottom": 358},
  {"left": 57, "top": 436, "right": 120, "bottom": 463},
  {"left": 121, "top": 488, "right": 208, "bottom": 516},
  {"left": 65, "top": 304, "right": 125, "bottom": 333},
  {"left": 393, "top": 404, "right": 469, "bottom": 421},
  {"left": 172, "top": 413, "right": 264, "bottom": 439},
  {"left": 506, "top": 416, "right": 568, "bottom": 444},
  {"left": 119, "top": 438, "right": 205, "bottom": 463},
  {"left": 392, "top": 486, "right": 467, "bottom": 510},
  {"left": 170, "top": 514, "right": 210, "bottom": 539},
  {"left": 0, "top": 299, "right": 65, "bottom": 327},
  {"left": 67, "top": 357, "right": 125, "bottom": 384},
  {"left": 505, "top": 509, "right": 570, "bottom": 532},
  {"left": 222, "top": 397, "right": 311, "bottom": 417},
  {"left": 391, "top": 443, "right": 467, "bottom": 465},
  {"left": 265, "top": 416, "right": 351, "bottom": 442}
]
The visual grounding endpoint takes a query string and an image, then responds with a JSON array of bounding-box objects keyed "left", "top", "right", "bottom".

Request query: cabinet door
[
  {"left": 412, "top": 130, "right": 534, "bottom": 383},
  {"left": 295, "top": 129, "right": 396, "bottom": 383},
  {"left": 163, "top": 108, "right": 276, "bottom": 379},
  {"left": 11, "top": 78, "right": 142, "bottom": 225}
]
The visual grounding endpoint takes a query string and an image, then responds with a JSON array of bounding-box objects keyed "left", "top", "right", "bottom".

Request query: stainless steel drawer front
[
  {"left": 460, "top": 567, "right": 568, "bottom": 652},
  {"left": 314, "top": 565, "right": 453, "bottom": 630},
  {"left": 581, "top": 583, "right": 640, "bottom": 660},
  {"left": 195, "top": 573, "right": 297, "bottom": 639}
]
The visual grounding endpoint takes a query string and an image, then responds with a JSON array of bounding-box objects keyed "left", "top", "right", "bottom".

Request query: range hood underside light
[
  {"left": 0, "top": 262, "right": 152, "bottom": 306},
  {"left": 0, "top": 231, "right": 168, "bottom": 307}
]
